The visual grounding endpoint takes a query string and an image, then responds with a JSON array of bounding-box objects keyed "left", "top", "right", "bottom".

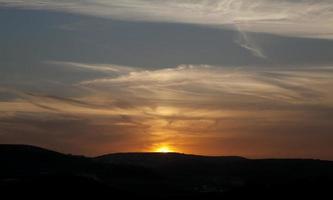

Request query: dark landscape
[{"left": 1, "top": 144, "right": 332, "bottom": 199}]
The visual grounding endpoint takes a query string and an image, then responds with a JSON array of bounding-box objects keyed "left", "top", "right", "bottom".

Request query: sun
[{"left": 155, "top": 146, "right": 172, "bottom": 153}]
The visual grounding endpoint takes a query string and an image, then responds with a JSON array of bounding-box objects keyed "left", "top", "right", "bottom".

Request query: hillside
[{"left": 1, "top": 144, "right": 333, "bottom": 199}]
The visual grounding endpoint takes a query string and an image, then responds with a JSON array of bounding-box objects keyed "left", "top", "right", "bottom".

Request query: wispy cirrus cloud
[
  {"left": 1, "top": 0, "right": 333, "bottom": 39},
  {"left": 235, "top": 26, "right": 267, "bottom": 58},
  {"left": 78, "top": 64, "right": 333, "bottom": 104},
  {"left": 46, "top": 61, "right": 138, "bottom": 74},
  {"left": 1, "top": 62, "right": 333, "bottom": 158}
]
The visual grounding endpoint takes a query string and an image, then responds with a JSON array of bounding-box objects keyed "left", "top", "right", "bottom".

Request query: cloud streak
[
  {"left": 79, "top": 64, "right": 333, "bottom": 104},
  {"left": 1, "top": 0, "right": 333, "bottom": 39},
  {"left": 46, "top": 61, "right": 138, "bottom": 74},
  {"left": 235, "top": 26, "right": 267, "bottom": 59}
]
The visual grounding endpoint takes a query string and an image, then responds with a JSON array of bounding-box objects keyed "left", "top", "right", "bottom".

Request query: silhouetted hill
[
  {"left": 1, "top": 144, "right": 333, "bottom": 199},
  {"left": 0, "top": 144, "right": 90, "bottom": 177},
  {"left": 0, "top": 145, "right": 156, "bottom": 198},
  {"left": 96, "top": 152, "right": 246, "bottom": 168},
  {"left": 96, "top": 152, "right": 333, "bottom": 179},
  {"left": 0, "top": 144, "right": 77, "bottom": 163}
]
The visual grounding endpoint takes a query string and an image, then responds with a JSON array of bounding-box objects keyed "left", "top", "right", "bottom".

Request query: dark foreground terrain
[{"left": 1, "top": 144, "right": 332, "bottom": 199}]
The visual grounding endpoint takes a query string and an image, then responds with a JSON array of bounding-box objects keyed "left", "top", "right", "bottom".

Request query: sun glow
[{"left": 155, "top": 146, "right": 173, "bottom": 153}]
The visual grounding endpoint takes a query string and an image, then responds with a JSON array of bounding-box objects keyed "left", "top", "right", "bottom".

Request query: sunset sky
[{"left": 0, "top": 0, "right": 333, "bottom": 159}]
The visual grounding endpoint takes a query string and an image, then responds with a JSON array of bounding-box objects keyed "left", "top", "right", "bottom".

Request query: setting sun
[{"left": 155, "top": 146, "right": 173, "bottom": 153}]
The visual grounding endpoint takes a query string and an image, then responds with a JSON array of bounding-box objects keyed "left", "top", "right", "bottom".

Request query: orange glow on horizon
[{"left": 154, "top": 145, "right": 174, "bottom": 153}]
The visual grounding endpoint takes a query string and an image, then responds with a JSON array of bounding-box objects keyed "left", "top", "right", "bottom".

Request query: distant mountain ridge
[
  {"left": 95, "top": 152, "right": 247, "bottom": 168},
  {"left": 0, "top": 144, "right": 65, "bottom": 156},
  {"left": 1, "top": 144, "right": 333, "bottom": 199},
  {"left": 1, "top": 144, "right": 329, "bottom": 162}
]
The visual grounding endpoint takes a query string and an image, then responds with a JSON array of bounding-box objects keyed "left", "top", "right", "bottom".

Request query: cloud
[
  {"left": 0, "top": 112, "right": 152, "bottom": 156},
  {"left": 1, "top": 63, "right": 333, "bottom": 158},
  {"left": 46, "top": 61, "right": 138, "bottom": 74},
  {"left": 0, "top": 86, "right": 140, "bottom": 116},
  {"left": 79, "top": 64, "right": 333, "bottom": 104},
  {"left": 234, "top": 26, "right": 267, "bottom": 58},
  {"left": 1, "top": 0, "right": 333, "bottom": 39},
  {"left": 3, "top": 63, "right": 333, "bottom": 122}
]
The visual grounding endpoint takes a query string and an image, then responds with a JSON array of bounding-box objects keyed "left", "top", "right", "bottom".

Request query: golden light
[{"left": 155, "top": 146, "right": 173, "bottom": 153}]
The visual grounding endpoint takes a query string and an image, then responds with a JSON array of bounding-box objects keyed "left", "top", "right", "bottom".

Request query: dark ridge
[
  {"left": 0, "top": 144, "right": 74, "bottom": 166},
  {"left": 1, "top": 144, "right": 333, "bottom": 199},
  {"left": 95, "top": 152, "right": 247, "bottom": 168},
  {"left": 0, "top": 144, "right": 87, "bottom": 161},
  {"left": 0, "top": 144, "right": 90, "bottom": 178},
  {"left": 0, "top": 144, "right": 66, "bottom": 157},
  {"left": 96, "top": 151, "right": 247, "bottom": 159}
]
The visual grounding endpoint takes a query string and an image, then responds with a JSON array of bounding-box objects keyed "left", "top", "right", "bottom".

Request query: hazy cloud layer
[
  {"left": 1, "top": 62, "right": 333, "bottom": 158},
  {"left": 1, "top": 0, "right": 333, "bottom": 39},
  {"left": 78, "top": 64, "right": 333, "bottom": 104}
]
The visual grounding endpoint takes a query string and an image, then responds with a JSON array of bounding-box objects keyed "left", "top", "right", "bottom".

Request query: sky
[{"left": 0, "top": 0, "right": 333, "bottom": 159}]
